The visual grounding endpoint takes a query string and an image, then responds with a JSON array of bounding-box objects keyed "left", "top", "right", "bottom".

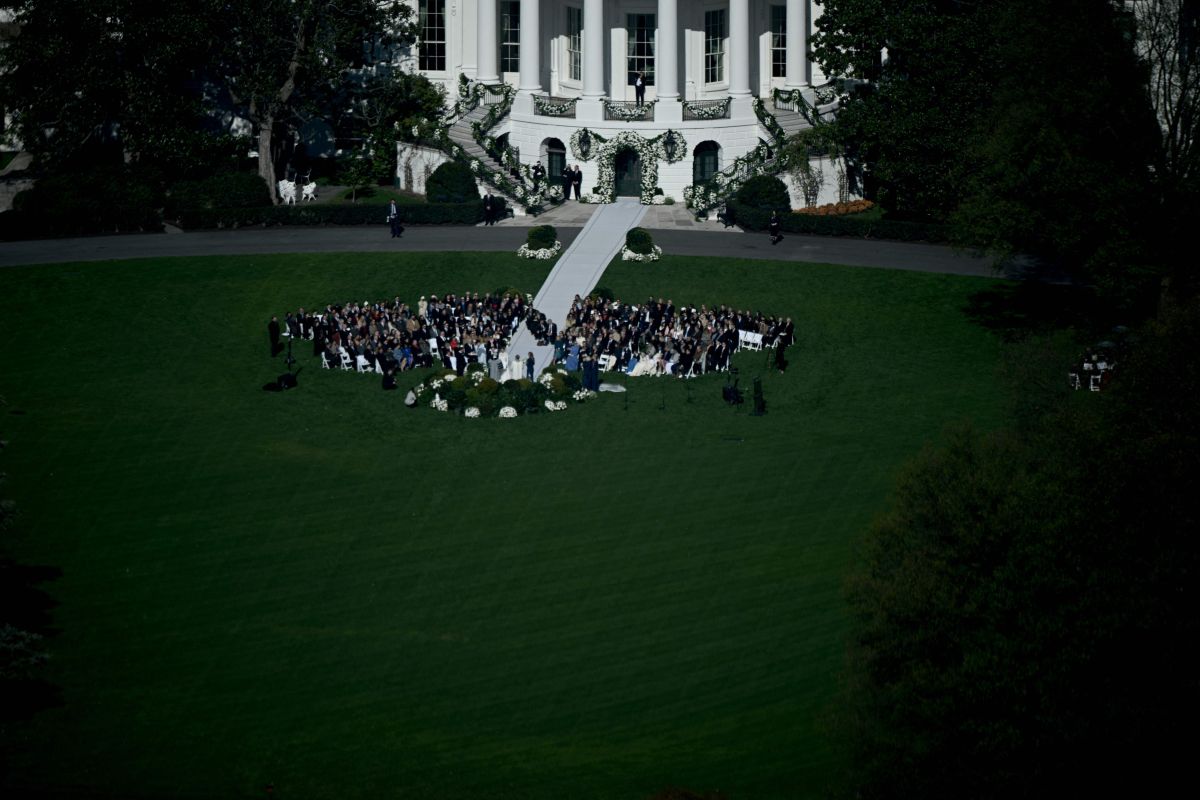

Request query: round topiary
[
  {"left": 426, "top": 161, "right": 479, "bottom": 203},
  {"left": 527, "top": 224, "right": 557, "bottom": 250},
  {"left": 625, "top": 227, "right": 654, "bottom": 255},
  {"left": 735, "top": 174, "right": 791, "bottom": 211}
]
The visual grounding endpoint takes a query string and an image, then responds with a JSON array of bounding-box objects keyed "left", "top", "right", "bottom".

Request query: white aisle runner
[{"left": 507, "top": 198, "right": 648, "bottom": 374}]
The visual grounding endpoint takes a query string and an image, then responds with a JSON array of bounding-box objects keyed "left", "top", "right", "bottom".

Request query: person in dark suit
[
  {"left": 483, "top": 192, "right": 495, "bottom": 225},
  {"left": 562, "top": 165, "right": 573, "bottom": 198},
  {"left": 531, "top": 162, "right": 545, "bottom": 189},
  {"left": 769, "top": 210, "right": 783, "bottom": 245},
  {"left": 268, "top": 316, "right": 281, "bottom": 357},
  {"left": 525, "top": 351, "right": 536, "bottom": 380},
  {"left": 634, "top": 71, "right": 645, "bottom": 107},
  {"left": 388, "top": 199, "right": 403, "bottom": 238},
  {"left": 571, "top": 165, "right": 583, "bottom": 200}
]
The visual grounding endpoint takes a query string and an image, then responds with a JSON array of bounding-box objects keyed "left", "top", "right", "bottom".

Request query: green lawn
[{"left": 0, "top": 251, "right": 1009, "bottom": 799}]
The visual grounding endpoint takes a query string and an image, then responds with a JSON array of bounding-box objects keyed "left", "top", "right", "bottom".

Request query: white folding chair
[
  {"left": 356, "top": 355, "right": 372, "bottom": 373},
  {"left": 1089, "top": 373, "right": 1103, "bottom": 392},
  {"left": 321, "top": 352, "right": 334, "bottom": 370},
  {"left": 1068, "top": 372, "right": 1081, "bottom": 390},
  {"left": 339, "top": 350, "right": 353, "bottom": 370},
  {"left": 745, "top": 332, "right": 763, "bottom": 351},
  {"left": 374, "top": 360, "right": 384, "bottom": 375}
]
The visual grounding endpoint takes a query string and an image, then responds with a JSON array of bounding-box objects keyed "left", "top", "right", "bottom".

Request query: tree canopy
[
  {"left": 812, "top": 0, "right": 1165, "bottom": 298},
  {"left": 0, "top": 0, "right": 424, "bottom": 201},
  {"left": 839, "top": 298, "right": 1200, "bottom": 798}
]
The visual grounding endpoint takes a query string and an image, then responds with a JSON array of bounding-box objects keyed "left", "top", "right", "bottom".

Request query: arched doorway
[
  {"left": 615, "top": 147, "right": 642, "bottom": 197},
  {"left": 693, "top": 141, "right": 721, "bottom": 184},
  {"left": 542, "top": 137, "right": 566, "bottom": 184}
]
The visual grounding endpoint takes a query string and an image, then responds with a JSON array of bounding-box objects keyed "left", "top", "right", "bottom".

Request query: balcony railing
[
  {"left": 603, "top": 99, "right": 655, "bottom": 122},
  {"left": 682, "top": 98, "right": 731, "bottom": 121},
  {"left": 533, "top": 95, "right": 579, "bottom": 118}
]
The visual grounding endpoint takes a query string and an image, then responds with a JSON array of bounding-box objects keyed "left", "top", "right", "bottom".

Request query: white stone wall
[
  {"left": 779, "top": 154, "right": 861, "bottom": 209},
  {"left": 395, "top": 142, "right": 452, "bottom": 194}
]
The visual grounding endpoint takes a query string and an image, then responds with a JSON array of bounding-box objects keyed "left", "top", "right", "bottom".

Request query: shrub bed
[
  {"left": 726, "top": 199, "right": 950, "bottom": 243},
  {"left": 179, "top": 199, "right": 501, "bottom": 230},
  {"left": 796, "top": 199, "right": 876, "bottom": 216},
  {"left": 622, "top": 227, "right": 662, "bottom": 262}
]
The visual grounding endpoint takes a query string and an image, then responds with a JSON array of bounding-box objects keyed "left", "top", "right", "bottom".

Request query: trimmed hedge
[
  {"left": 8, "top": 165, "right": 163, "bottom": 238},
  {"left": 178, "top": 198, "right": 503, "bottom": 230},
  {"left": 166, "top": 171, "right": 270, "bottom": 218},
  {"left": 726, "top": 199, "right": 951, "bottom": 243}
]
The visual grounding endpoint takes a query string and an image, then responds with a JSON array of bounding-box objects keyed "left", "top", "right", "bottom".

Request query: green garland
[{"left": 568, "top": 128, "right": 688, "bottom": 204}]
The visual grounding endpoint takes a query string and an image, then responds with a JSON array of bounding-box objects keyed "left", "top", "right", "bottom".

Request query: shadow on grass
[
  {"left": 0, "top": 560, "right": 63, "bottom": 721},
  {"left": 963, "top": 281, "right": 1105, "bottom": 341}
]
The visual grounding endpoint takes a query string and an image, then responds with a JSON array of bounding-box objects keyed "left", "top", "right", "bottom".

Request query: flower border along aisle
[{"left": 569, "top": 128, "right": 687, "bottom": 204}]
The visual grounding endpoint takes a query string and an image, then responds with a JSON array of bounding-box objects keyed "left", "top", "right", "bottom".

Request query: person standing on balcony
[{"left": 634, "top": 72, "right": 645, "bottom": 107}]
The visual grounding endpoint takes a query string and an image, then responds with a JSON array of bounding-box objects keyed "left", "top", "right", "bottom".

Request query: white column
[
  {"left": 657, "top": 0, "right": 679, "bottom": 101},
  {"left": 785, "top": 0, "right": 808, "bottom": 88},
  {"left": 518, "top": 0, "right": 542, "bottom": 93},
  {"left": 583, "top": 0, "right": 605, "bottom": 98},
  {"left": 729, "top": 0, "right": 751, "bottom": 97},
  {"left": 477, "top": 0, "right": 499, "bottom": 83}
]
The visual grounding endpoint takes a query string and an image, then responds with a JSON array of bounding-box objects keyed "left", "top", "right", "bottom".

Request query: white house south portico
[{"left": 408, "top": 1, "right": 845, "bottom": 211}]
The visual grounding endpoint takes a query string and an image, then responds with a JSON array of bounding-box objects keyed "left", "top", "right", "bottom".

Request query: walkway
[
  {"left": 505, "top": 198, "right": 648, "bottom": 373},
  {"left": 492, "top": 197, "right": 739, "bottom": 232}
]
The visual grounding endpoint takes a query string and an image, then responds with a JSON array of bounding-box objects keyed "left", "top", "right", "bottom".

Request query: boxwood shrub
[
  {"left": 735, "top": 174, "right": 790, "bottom": 211},
  {"left": 625, "top": 226, "right": 655, "bottom": 255},
  {"left": 527, "top": 224, "right": 557, "bottom": 250},
  {"left": 166, "top": 171, "right": 270, "bottom": 218},
  {"left": 426, "top": 161, "right": 479, "bottom": 203}
]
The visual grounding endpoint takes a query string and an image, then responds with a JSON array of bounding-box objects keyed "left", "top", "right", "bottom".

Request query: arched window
[{"left": 693, "top": 141, "right": 721, "bottom": 184}]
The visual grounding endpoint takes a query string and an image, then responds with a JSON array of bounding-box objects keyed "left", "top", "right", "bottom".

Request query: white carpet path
[{"left": 505, "top": 198, "right": 648, "bottom": 376}]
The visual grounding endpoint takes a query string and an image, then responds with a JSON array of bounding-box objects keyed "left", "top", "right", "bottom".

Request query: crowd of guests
[
  {"left": 272, "top": 291, "right": 793, "bottom": 383},
  {"left": 539, "top": 294, "right": 794, "bottom": 378},
  {"left": 274, "top": 292, "right": 531, "bottom": 376}
]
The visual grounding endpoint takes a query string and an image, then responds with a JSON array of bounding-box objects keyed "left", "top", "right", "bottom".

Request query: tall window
[
  {"left": 704, "top": 9, "right": 727, "bottom": 84},
  {"left": 419, "top": 0, "right": 446, "bottom": 72},
  {"left": 567, "top": 6, "right": 583, "bottom": 82},
  {"left": 626, "top": 13, "right": 656, "bottom": 86},
  {"left": 501, "top": 2, "right": 520, "bottom": 73},
  {"left": 771, "top": 5, "right": 787, "bottom": 78}
]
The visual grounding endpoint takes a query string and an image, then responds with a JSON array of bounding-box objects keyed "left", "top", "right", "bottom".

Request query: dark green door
[{"left": 615, "top": 148, "right": 642, "bottom": 197}]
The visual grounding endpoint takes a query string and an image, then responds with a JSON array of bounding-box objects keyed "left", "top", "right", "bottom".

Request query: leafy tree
[
  {"left": 213, "top": 1, "right": 417, "bottom": 203},
  {"left": 735, "top": 174, "right": 791, "bottom": 210},
  {"left": 340, "top": 150, "right": 377, "bottom": 202},
  {"left": 0, "top": 1, "right": 228, "bottom": 174},
  {"left": 814, "top": 1, "right": 1169, "bottom": 300},
  {"left": 838, "top": 300, "right": 1200, "bottom": 799}
]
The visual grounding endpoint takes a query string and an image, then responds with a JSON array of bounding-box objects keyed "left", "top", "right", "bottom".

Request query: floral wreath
[{"left": 568, "top": 128, "right": 687, "bottom": 204}]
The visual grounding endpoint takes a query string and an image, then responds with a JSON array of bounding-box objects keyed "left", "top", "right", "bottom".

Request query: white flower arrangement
[
  {"left": 430, "top": 378, "right": 444, "bottom": 390},
  {"left": 470, "top": 371, "right": 485, "bottom": 384},
  {"left": 430, "top": 394, "right": 449, "bottom": 412},
  {"left": 547, "top": 185, "right": 564, "bottom": 202},
  {"left": 499, "top": 406, "right": 518, "bottom": 418},
  {"left": 444, "top": 372, "right": 457, "bottom": 382},
  {"left": 651, "top": 195, "right": 668, "bottom": 205},
  {"left": 414, "top": 383, "right": 428, "bottom": 395},
  {"left": 572, "top": 389, "right": 596, "bottom": 401},
  {"left": 517, "top": 241, "right": 563, "bottom": 260},
  {"left": 464, "top": 406, "right": 481, "bottom": 418},
  {"left": 538, "top": 372, "right": 555, "bottom": 388},
  {"left": 544, "top": 399, "right": 569, "bottom": 412},
  {"left": 621, "top": 244, "right": 663, "bottom": 262}
]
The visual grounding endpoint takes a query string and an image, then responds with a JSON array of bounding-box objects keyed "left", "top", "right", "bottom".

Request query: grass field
[{"left": 0, "top": 251, "right": 1009, "bottom": 799}]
